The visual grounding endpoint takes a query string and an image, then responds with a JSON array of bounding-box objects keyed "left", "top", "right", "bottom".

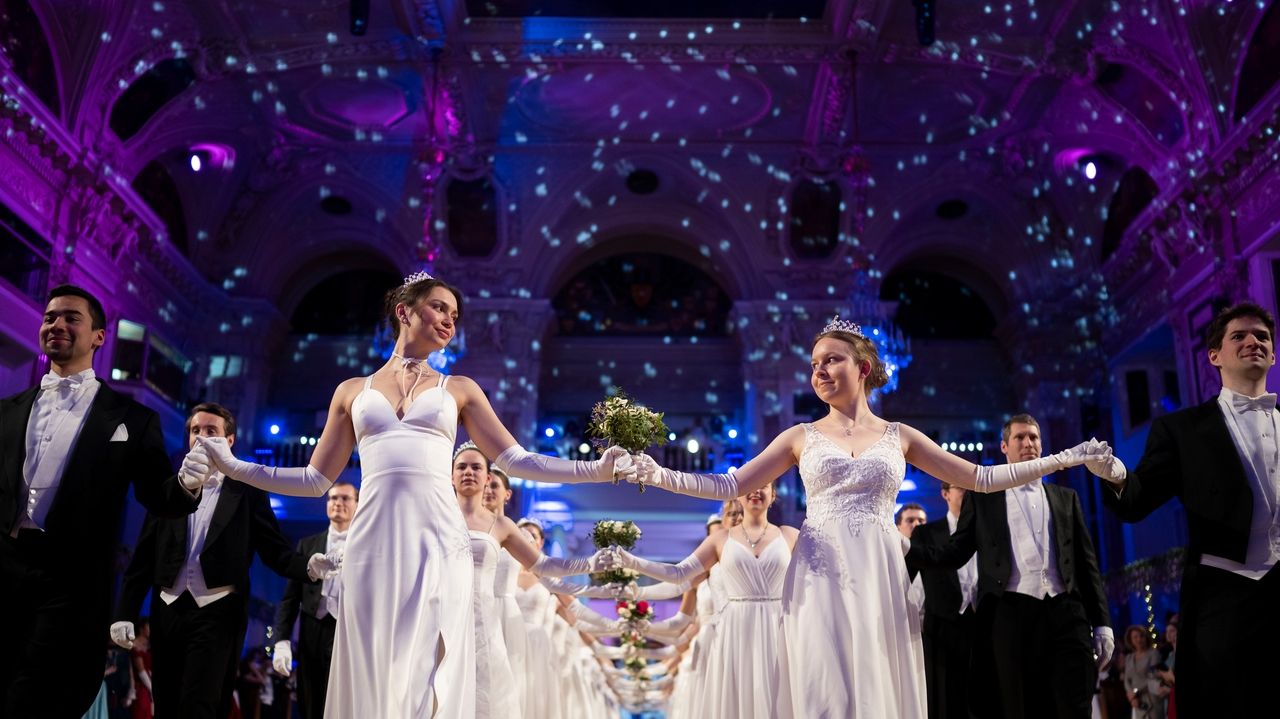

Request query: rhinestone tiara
[
  {"left": 452, "top": 440, "right": 482, "bottom": 462},
  {"left": 403, "top": 270, "right": 434, "bottom": 287},
  {"left": 822, "top": 314, "right": 864, "bottom": 337}
]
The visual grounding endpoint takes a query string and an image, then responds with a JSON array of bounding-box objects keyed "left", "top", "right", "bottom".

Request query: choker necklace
[
  {"left": 742, "top": 523, "right": 770, "bottom": 549},
  {"left": 391, "top": 352, "right": 434, "bottom": 405}
]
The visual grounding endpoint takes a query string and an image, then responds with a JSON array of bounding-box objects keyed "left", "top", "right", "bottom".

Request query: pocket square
[{"left": 109, "top": 423, "right": 129, "bottom": 442}]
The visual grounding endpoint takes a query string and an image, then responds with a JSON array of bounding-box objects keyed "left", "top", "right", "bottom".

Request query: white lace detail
[{"left": 799, "top": 422, "right": 904, "bottom": 531}]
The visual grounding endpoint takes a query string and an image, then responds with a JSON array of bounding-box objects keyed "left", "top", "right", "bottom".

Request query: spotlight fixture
[
  {"left": 1084, "top": 160, "right": 1098, "bottom": 180},
  {"left": 189, "top": 153, "right": 202, "bottom": 172}
]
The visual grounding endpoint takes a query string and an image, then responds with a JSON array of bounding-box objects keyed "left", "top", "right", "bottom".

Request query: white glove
[
  {"left": 1085, "top": 450, "right": 1127, "bottom": 486},
  {"left": 631, "top": 453, "right": 738, "bottom": 500},
  {"left": 109, "top": 621, "right": 135, "bottom": 649},
  {"left": 495, "top": 444, "right": 636, "bottom": 485},
  {"left": 197, "top": 436, "right": 334, "bottom": 497},
  {"left": 532, "top": 548, "right": 616, "bottom": 577},
  {"left": 1092, "top": 626, "right": 1115, "bottom": 668},
  {"left": 971, "top": 438, "right": 1115, "bottom": 493},
  {"left": 272, "top": 640, "right": 293, "bottom": 676},
  {"left": 178, "top": 445, "right": 215, "bottom": 491},
  {"left": 307, "top": 551, "right": 342, "bottom": 581},
  {"left": 614, "top": 548, "right": 706, "bottom": 584}
]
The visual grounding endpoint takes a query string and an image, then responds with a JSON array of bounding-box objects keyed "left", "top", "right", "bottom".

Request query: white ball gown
[
  {"left": 776, "top": 422, "right": 926, "bottom": 717},
  {"left": 470, "top": 530, "right": 521, "bottom": 719},
  {"left": 494, "top": 550, "right": 530, "bottom": 716},
  {"left": 514, "top": 581, "right": 561, "bottom": 719},
  {"left": 325, "top": 374, "right": 476, "bottom": 717},
  {"left": 705, "top": 535, "right": 791, "bottom": 718}
]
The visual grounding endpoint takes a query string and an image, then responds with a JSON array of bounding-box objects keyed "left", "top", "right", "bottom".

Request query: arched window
[
  {"left": 880, "top": 268, "right": 997, "bottom": 339},
  {"left": 445, "top": 177, "right": 499, "bottom": 257},
  {"left": 1101, "top": 167, "right": 1159, "bottom": 261},
  {"left": 110, "top": 58, "right": 196, "bottom": 141},
  {"left": 0, "top": 0, "right": 61, "bottom": 114},
  {"left": 788, "top": 178, "right": 841, "bottom": 260},
  {"left": 291, "top": 269, "right": 400, "bottom": 335},
  {"left": 552, "top": 252, "right": 730, "bottom": 337},
  {"left": 132, "top": 160, "right": 189, "bottom": 255},
  {"left": 1235, "top": 2, "right": 1280, "bottom": 122}
]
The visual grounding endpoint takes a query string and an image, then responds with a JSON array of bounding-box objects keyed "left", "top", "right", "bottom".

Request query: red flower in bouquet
[{"left": 636, "top": 601, "right": 650, "bottom": 614}]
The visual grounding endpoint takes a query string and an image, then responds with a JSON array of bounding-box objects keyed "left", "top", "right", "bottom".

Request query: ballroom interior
[{"left": 2, "top": 0, "right": 1279, "bottom": 661}]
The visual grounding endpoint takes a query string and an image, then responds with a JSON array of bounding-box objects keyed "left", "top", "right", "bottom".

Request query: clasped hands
[{"left": 1061, "top": 437, "right": 1127, "bottom": 485}]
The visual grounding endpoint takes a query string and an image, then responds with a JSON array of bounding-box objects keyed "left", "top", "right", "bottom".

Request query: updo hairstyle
[
  {"left": 383, "top": 276, "right": 465, "bottom": 340},
  {"left": 813, "top": 329, "right": 890, "bottom": 391}
]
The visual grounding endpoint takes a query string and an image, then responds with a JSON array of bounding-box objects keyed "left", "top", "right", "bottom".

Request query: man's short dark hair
[
  {"left": 895, "top": 502, "right": 925, "bottom": 525},
  {"left": 186, "top": 402, "right": 237, "bottom": 438},
  {"left": 330, "top": 480, "right": 359, "bottom": 501},
  {"left": 1205, "top": 301, "right": 1276, "bottom": 352},
  {"left": 47, "top": 284, "right": 106, "bottom": 330},
  {"left": 1001, "top": 413, "right": 1040, "bottom": 444}
]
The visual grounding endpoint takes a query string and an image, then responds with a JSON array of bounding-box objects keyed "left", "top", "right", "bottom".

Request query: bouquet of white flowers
[
  {"left": 587, "top": 389, "right": 668, "bottom": 491},
  {"left": 591, "top": 519, "right": 642, "bottom": 550}
]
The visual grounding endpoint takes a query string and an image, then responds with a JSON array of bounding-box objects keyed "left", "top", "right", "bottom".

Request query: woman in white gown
[
  {"left": 514, "top": 522, "right": 562, "bottom": 719},
  {"left": 626, "top": 317, "right": 1114, "bottom": 717},
  {"left": 199, "top": 273, "right": 633, "bottom": 718},
  {"left": 615, "top": 482, "right": 797, "bottom": 718},
  {"left": 452, "top": 443, "right": 610, "bottom": 719},
  {"left": 481, "top": 465, "right": 530, "bottom": 717}
]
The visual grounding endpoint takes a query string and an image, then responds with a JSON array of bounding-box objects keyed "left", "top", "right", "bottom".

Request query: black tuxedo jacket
[
  {"left": 274, "top": 530, "right": 328, "bottom": 631},
  {"left": 115, "top": 478, "right": 310, "bottom": 621},
  {"left": 0, "top": 381, "right": 199, "bottom": 591},
  {"left": 907, "top": 482, "right": 1110, "bottom": 628},
  {"left": 911, "top": 518, "right": 967, "bottom": 623},
  {"left": 1103, "top": 398, "right": 1254, "bottom": 563}
]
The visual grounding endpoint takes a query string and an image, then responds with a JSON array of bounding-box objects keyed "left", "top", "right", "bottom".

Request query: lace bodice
[{"left": 798, "top": 422, "right": 905, "bottom": 531}]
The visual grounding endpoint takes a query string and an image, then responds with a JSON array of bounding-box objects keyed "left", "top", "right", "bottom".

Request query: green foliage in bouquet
[
  {"left": 587, "top": 388, "right": 670, "bottom": 455},
  {"left": 591, "top": 519, "right": 641, "bottom": 551},
  {"left": 591, "top": 567, "right": 639, "bottom": 587}
]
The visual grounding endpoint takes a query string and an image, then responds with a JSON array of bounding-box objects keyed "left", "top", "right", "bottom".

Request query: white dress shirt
[
  {"left": 947, "top": 511, "right": 979, "bottom": 613},
  {"left": 160, "top": 473, "right": 235, "bottom": 607},
  {"left": 17, "top": 369, "right": 101, "bottom": 535},
  {"left": 1005, "top": 479, "right": 1067, "bottom": 599},
  {"left": 1201, "top": 388, "right": 1280, "bottom": 579},
  {"left": 317, "top": 526, "right": 347, "bottom": 619}
]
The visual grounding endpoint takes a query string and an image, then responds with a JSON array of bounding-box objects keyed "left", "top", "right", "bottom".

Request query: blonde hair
[{"left": 813, "top": 330, "right": 889, "bottom": 391}]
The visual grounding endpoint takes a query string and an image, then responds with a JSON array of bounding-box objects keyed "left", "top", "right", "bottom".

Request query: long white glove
[
  {"left": 531, "top": 548, "right": 615, "bottom": 577},
  {"left": 619, "top": 580, "right": 691, "bottom": 601},
  {"left": 566, "top": 601, "right": 625, "bottom": 634},
  {"left": 1085, "top": 452, "right": 1128, "bottom": 486},
  {"left": 109, "top": 621, "right": 135, "bottom": 649},
  {"left": 644, "top": 611, "right": 694, "bottom": 637},
  {"left": 631, "top": 454, "right": 738, "bottom": 499},
  {"left": 1093, "top": 626, "right": 1115, "bottom": 668},
  {"left": 178, "top": 444, "right": 215, "bottom": 491},
  {"left": 971, "top": 438, "right": 1114, "bottom": 493},
  {"left": 272, "top": 640, "right": 293, "bottom": 676},
  {"left": 198, "top": 437, "right": 334, "bottom": 497},
  {"left": 540, "top": 577, "right": 691, "bottom": 600},
  {"left": 495, "top": 445, "right": 636, "bottom": 485},
  {"left": 612, "top": 548, "right": 705, "bottom": 585},
  {"left": 307, "top": 551, "right": 342, "bottom": 581}
]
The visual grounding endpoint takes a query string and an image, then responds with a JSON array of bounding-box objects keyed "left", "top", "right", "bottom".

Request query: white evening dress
[
  {"left": 685, "top": 565, "right": 726, "bottom": 718},
  {"left": 776, "top": 422, "right": 927, "bottom": 718},
  {"left": 515, "top": 582, "right": 560, "bottom": 719},
  {"left": 494, "top": 550, "right": 530, "bottom": 716},
  {"left": 470, "top": 531, "right": 521, "bottom": 719},
  {"left": 706, "top": 536, "right": 790, "bottom": 718},
  {"left": 325, "top": 374, "right": 476, "bottom": 717}
]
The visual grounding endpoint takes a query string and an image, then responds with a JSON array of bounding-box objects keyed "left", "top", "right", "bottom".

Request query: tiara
[
  {"left": 489, "top": 463, "right": 509, "bottom": 479},
  {"left": 706, "top": 513, "right": 723, "bottom": 526},
  {"left": 452, "top": 440, "right": 482, "bottom": 462},
  {"left": 403, "top": 270, "right": 434, "bottom": 287},
  {"left": 517, "top": 517, "right": 544, "bottom": 531},
  {"left": 822, "top": 314, "right": 864, "bottom": 337}
]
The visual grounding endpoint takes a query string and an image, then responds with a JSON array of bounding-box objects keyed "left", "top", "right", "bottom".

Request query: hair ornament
[
  {"left": 452, "top": 440, "right": 482, "bottom": 462},
  {"left": 403, "top": 270, "right": 434, "bottom": 287},
  {"left": 822, "top": 314, "right": 864, "bottom": 338},
  {"left": 517, "top": 517, "right": 544, "bottom": 531}
]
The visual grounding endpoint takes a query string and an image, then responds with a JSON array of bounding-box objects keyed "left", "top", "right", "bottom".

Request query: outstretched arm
[
  {"left": 900, "top": 423, "right": 1110, "bottom": 493},
  {"left": 201, "top": 379, "right": 358, "bottom": 496},
  {"left": 453, "top": 375, "right": 635, "bottom": 485},
  {"left": 611, "top": 534, "right": 719, "bottom": 585},
  {"left": 498, "top": 516, "right": 612, "bottom": 577},
  {"left": 636, "top": 425, "right": 803, "bottom": 499}
]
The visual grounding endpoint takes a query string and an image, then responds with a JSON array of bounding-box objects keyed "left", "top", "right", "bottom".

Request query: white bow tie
[
  {"left": 1232, "top": 393, "right": 1278, "bottom": 414},
  {"left": 40, "top": 372, "right": 90, "bottom": 392}
]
